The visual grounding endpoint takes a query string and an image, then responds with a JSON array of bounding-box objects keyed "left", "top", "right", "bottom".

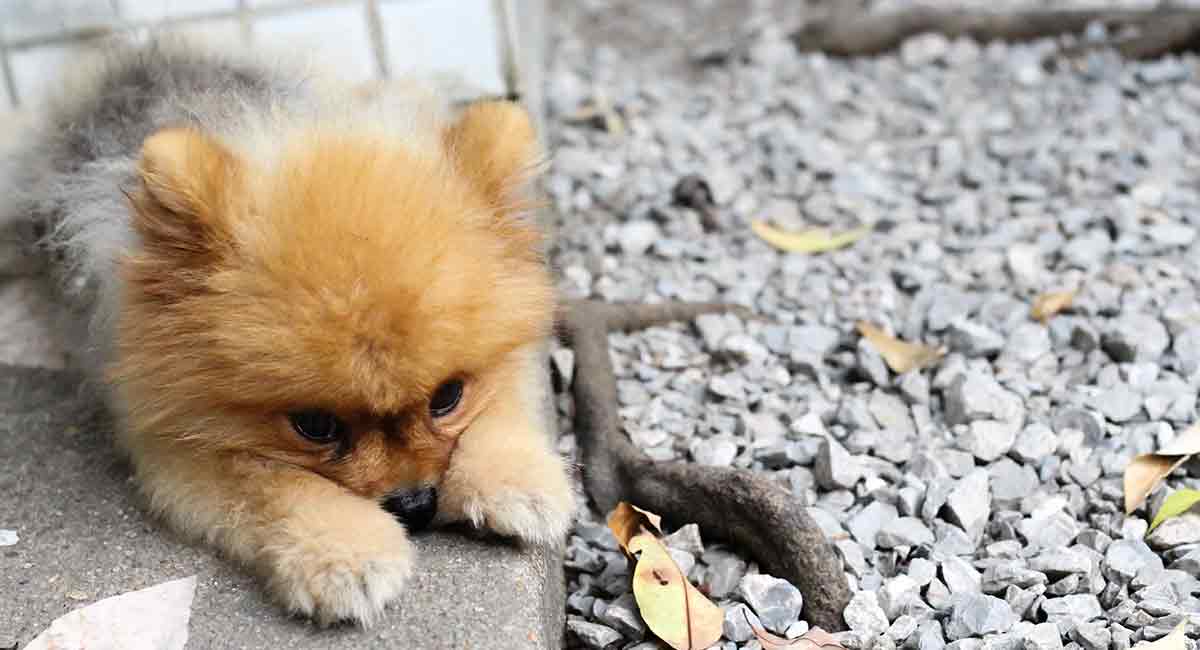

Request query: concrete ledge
[{"left": 0, "top": 366, "right": 564, "bottom": 649}]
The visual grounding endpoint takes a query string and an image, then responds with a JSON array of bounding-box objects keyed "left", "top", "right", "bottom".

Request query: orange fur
[{"left": 109, "top": 101, "right": 575, "bottom": 626}]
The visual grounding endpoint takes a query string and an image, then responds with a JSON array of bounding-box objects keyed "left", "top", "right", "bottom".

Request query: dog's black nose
[{"left": 383, "top": 486, "right": 438, "bottom": 532}]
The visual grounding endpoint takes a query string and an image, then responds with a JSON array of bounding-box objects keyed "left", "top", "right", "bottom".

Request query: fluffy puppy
[{"left": 1, "top": 38, "right": 576, "bottom": 625}]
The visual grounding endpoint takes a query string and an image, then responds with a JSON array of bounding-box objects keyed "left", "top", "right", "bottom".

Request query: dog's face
[{"left": 113, "top": 102, "right": 555, "bottom": 528}]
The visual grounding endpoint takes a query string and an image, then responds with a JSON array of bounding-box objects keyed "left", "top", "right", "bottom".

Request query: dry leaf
[
  {"left": 746, "top": 615, "right": 847, "bottom": 650},
  {"left": 26, "top": 575, "right": 196, "bottom": 650},
  {"left": 1031, "top": 290, "right": 1076, "bottom": 323},
  {"left": 1148, "top": 489, "right": 1200, "bottom": 533},
  {"left": 628, "top": 534, "right": 723, "bottom": 650},
  {"left": 856, "top": 322, "right": 946, "bottom": 374},
  {"left": 751, "top": 221, "right": 870, "bottom": 254},
  {"left": 1133, "top": 621, "right": 1188, "bottom": 650},
  {"left": 1124, "top": 424, "right": 1200, "bottom": 514},
  {"left": 607, "top": 501, "right": 663, "bottom": 553},
  {"left": 607, "top": 503, "right": 722, "bottom": 650}
]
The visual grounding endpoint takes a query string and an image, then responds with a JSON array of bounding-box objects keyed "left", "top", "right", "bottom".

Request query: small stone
[
  {"left": 599, "top": 593, "right": 645, "bottom": 641},
  {"left": 617, "top": 220, "right": 660, "bottom": 256},
  {"left": 1095, "top": 384, "right": 1142, "bottom": 423},
  {"left": 870, "top": 390, "right": 916, "bottom": 437},
  {"left": 909, "top": 558, "right": 937, "bottom": 586},
  {"left": 1005, "top": 586, "right": 1041, "bottom": 621},
  {"left": 816, "top": 438, "right": 863, "bottom": 490},
  {"left": 664, "top": 523, "right": 705, "bottom": 556},
  {"left": 926, "top": 578, "right": 953, "bottom": 611},
  {"left": 703, "top": 550, "right": 748, "bottom": 599},
  {"left": 1012, "top": 424, "right": 1058, "bottom": 464},
  {"left": 944, "top": 372, "right": 1025, "bottom": 426},
  {"left": 900, "top": 372, "right": 931, "bottom": 405},
  {"left": 948, "top": 319, "right": 1005, "bottom": 358},
  {"left": 964, "top": 420, "right": 1018, "bottom": 462},
  {"left": 1071, "top": 621, "right": 1111, "bottom": 650},
  {"left": 1102, "top": 315, "right": 1170, "bottom": 363},
  {"left": 989, "top": 458, "right": 1040, "bottom": 505},
  {"left": 694, "top": 313, "right": 732, "bottom": 351},
  {"left": 567, "top": 618, "right": 623, "bottom": 649},
  {"left": 668, "top": 547, "right": 696, "bottom": 576},
  {"left": 1145, "top": 514, "right": 1200, "bottom": 550},
  {"left": 0, "top": 529, "right": 16, "bottom": 546},
  {"left": 738, "top": 574, "right": 804, "bottom": 634},
  {"left": 552, "top": 348, "right": 575, "bottom": 388},
  {"left": 981, "top": 562, "right": 1049, "bottom": 593},
  {"left": 889, "top": 615, "right": 919, "bottom": 643},
  {"left": 945, "top": 469, "right": 992, "bottom": 537},
  {"left": 879, "top": 575, "right": 921, "bottom": 621},
  {"left": 1041, "top": 594, "right": 1103, "bottom": 625},
  {"left": 724, "top": 603, "right": 761, "bottom": 643},
  {"left": 945, "top": 593, "right": 1016, "bottom": 640},
  {"left": 942, "top": 556, "right": 983, "bottom": 596},
  {"left": 849, "top": 501, "right": 900, "bottom": 548},
  {"left": 878, "top": 517, "right": 935, "bottom": 549},
  {"left": 1029, "top": 548, "right": 1092, "bottom": 578},
  {"left": 916, "top": 620, "right": 946, "bottom": 650},
  {"left": 1023, "top": 622, "right": 1064, "bottom": 650},
  {"left": 787, "top": 621, "right": 811, "bottom": 639},
  {"left": 845, "top": 591, "right": 890, "bottom": 638},
  {"left": 691, "top": 437, "right": 738, "bottom": 466},
  {"left": 1104, "top": 539, "right": 1163, "bottom": 583}
]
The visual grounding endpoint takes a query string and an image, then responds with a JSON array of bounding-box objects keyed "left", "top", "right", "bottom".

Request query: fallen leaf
[
  {"left": 1031, "top": 290, "right": 1076, "bottom": 323},
  {"left": 1133, "top": 621, "right": 1188, "bottom": 650},
  {"left": 745, "top": 614, "right": 847, "bottom": 650},
  {"left": 607, "top": 501, "right": 663, "bottom": 553},
  {"left": 26, "top": 575, "right": 196, "bottom": 650},
  {"left": 1124, "top": 424, "right": 1200, "bottom": 514},
  {"left": 856, "top": 322, "right": 946, "bottom": 374},
  {"left": 628, "top": 533, "right": 723, "bottom": 650},
  {"left": 751, "top": 221, "right": 870, "bottom": 254},
  {"left": 607, "top": 503, "right": 722, "bottom": 650},
  {"left": 1148, "top": 489, "right": 1200, "bottom": 533}
]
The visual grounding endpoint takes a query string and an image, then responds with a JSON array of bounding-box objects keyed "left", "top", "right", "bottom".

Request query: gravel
[{"left": 553, "top": 2, "right": 1200, "bottom": 649}]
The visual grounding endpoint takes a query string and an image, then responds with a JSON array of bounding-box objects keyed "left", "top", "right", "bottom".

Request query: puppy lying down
[{"left": 1, "top": 37, "right": 577, "bottom": 625}]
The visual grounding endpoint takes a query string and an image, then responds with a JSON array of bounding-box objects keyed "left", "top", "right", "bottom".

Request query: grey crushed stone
[{"left": 552, "top": 2, "right": 1200, "bottom": 648}]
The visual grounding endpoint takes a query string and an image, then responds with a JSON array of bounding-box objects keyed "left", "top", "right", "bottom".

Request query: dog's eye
[
  {"left": 429, "top": 380, "right": 463, "bottom": 418},
  {"left": 288, "top": 409, "right": 346, "bottom": 442}
]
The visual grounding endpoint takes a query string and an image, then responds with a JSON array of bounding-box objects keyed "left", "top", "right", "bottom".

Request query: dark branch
[
  {"left": 557, "top": 299, "right": 851, "bottom": 632},
  {"left": 789, "top": 6, "right": 1200, "bottom": 59}
]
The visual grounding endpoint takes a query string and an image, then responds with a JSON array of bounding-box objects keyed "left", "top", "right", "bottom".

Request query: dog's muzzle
[{"left": 383, "top": 486, "right": 439, "bottom": 532}]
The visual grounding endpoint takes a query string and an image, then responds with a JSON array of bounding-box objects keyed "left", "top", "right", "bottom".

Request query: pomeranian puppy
[{"left": 0, "top": 37, "right": 576, "bottom": 626}]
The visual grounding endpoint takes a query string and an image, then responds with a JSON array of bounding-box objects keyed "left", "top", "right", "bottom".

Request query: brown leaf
[
  {"left": 856, "top": 322, "right": 946, "bottom": 374},
  {"left": 607, "top": 501, "right": 664, "bottom": 554},
  {"left": 1124, "top": 424, "right": 1200, "bottom": 514},
  {"left": 745, "top": 615, "right": 848, "bottom": 650},
  {"left": 606, "top": 503, "right": 722, "bottom": 650},
  {"left": 1031, "top": 290, "right": 1076, "bottom": 323}
]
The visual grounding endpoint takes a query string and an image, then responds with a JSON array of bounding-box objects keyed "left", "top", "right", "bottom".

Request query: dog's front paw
[
  {"left": 442, "top": 460, "right": 578, "bottom": 546},
  {"left": 263, "top": 516, "right": 413, "bottom": 627}
]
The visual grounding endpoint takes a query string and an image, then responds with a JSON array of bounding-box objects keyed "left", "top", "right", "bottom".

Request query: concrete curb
[{"left": 0, "top": 366, "right": 565, "bottom": 649}]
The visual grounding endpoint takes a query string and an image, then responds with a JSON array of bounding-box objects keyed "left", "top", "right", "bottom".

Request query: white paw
[
  {"left": 265, "top": 538, "right": 413, "bottom": 627},
  {"left": 458, "top": 484, "right": 578, "bottom": 546}
]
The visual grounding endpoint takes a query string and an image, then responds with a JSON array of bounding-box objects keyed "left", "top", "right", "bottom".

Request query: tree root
[
  {"left": 556, "top": 299, "right": 851, "bottom": 632},
  {"left": 789, "top": 6, "right": 1200, "bottom": 59}
]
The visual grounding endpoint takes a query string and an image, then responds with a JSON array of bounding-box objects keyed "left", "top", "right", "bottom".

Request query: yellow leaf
[
  {"left": 628, "top": 533, "right": 723, "bottom": 650},
  {"left": 856, "top": 322, "right": 946, "bottom": 374},
  {"left": 606, "top": 503, "right": 723, "bottom": 650},
  {"left": 1124, "top": 425, "right": 1200, "bottom": 514},
  {"left": 1148, "top": 489, "right": 1200, "bottom": 533},
  {"left": 1031, "top": 290, "right": 1076, "bottom": 323},
  {"left": 1133, "top": 621, "right": 1188, "bottom": 650},
  {"left": 751, "top": 221, "right": 870, "bottom": 254}
]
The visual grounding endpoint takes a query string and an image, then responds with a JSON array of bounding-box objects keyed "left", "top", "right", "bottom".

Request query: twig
[
  {"left": 789, "top": 6, "right": 1200, "bottom": 59},
  {"left": 556, "top": 299, "right": 851, "bottom": 632}
]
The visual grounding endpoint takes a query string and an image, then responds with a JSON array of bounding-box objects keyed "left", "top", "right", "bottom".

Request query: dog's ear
[
  {"left": 131, "top": 128, "right": 240, "bottom": 258},
  {"left": 443, "top": 101, "right": 542, "bottom": 213}
]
